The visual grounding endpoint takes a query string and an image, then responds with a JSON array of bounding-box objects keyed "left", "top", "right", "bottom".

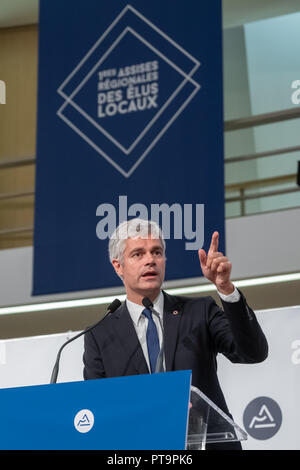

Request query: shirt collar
[{"left": 126, "top": 291, "right": 164, "bottom": 326}]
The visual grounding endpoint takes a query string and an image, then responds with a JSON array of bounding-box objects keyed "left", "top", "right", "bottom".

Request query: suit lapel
[
  {"left": 162, "top": 291, "right": 184, "bottom": 371},
  {"left": 110, "top": 293, "right": 184, "bottom": 374},
  {"left": 112, "top": 302, "right": 149, "bottom": 375}
]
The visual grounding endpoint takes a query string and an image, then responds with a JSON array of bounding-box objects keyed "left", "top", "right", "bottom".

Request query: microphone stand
[{"left": 50, "top": 298, "right": 121, "bottom": 384}]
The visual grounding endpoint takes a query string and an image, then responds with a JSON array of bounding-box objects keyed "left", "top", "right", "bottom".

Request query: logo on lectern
[{"left": 74, "top": 409, "right": 95, "bottom": 433}]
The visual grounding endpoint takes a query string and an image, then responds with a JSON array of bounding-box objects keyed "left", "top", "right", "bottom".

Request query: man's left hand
[{"left": 198, "top": 231, "right": 234, "bottom": 295}]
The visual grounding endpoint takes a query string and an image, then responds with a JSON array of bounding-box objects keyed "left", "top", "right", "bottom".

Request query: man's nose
[{"left": 145, "top": 252, "right": 156, "bottom": 265}]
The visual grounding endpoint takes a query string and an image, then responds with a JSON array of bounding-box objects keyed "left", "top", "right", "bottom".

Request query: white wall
[{"left": 0, "top": 207, "right": 299, "bottom": 307}]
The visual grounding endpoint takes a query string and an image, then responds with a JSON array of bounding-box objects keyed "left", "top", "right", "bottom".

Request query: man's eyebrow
[
  {"left": 128, "top": 245, "right": 163, "bottom": 255},
  {"left": 151, "top": 245, "right": 163, "bottom": 251},
  {"left": 128, "top": 247, "right": 145, "bottom": 255}
]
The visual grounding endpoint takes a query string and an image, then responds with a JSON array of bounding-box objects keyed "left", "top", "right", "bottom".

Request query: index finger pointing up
[{"left": 209, "top": 231, "right": 219, "bottom": 253}]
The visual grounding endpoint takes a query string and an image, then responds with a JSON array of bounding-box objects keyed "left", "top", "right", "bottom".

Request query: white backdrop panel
[
  {"left": 0, "top": 332, "right": 84, "bottom": 388},
  {"left": 218, "top": 305, "right": 300, "bottom": 450}
]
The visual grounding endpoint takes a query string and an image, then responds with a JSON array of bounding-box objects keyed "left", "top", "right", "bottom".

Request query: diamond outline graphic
[
  {"left": 57, "top": 4, "right": 201, "bottom": 178},
  {"left": 58, "top": 26, "right": 200, "bottom": 155},
  {"left": 57, "top": 5, "right": 200, "bottom": 99}
]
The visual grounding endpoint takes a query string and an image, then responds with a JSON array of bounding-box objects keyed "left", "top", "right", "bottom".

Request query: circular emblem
[
  {"left": 74, "top": 409, "right": 95, "bottom": 433},
  {"left": 243, "top": 397, "right": 282, "bottom": 440}
]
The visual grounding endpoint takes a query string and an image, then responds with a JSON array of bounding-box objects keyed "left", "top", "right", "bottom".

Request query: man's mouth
[{"left": 141, "top": 271, "right": 158, "bottom": 279}]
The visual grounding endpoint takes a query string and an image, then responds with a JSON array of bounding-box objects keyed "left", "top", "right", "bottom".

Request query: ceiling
[{"left": 0, "top": 0, "right": 300, "bottom": 29}]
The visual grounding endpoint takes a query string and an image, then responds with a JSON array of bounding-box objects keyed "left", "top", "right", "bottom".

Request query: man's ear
[{"left": 112, "top": 259, "right": 123, "bottom": 279}]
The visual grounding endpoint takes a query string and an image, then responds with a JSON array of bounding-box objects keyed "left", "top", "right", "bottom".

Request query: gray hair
[{"left": 109, "top": 218, "right": 166, "bottom": 264}]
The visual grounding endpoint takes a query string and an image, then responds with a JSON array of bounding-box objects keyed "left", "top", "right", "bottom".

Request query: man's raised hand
[{"left": 198, "top": 231, "right": 234, "bottom": 295}]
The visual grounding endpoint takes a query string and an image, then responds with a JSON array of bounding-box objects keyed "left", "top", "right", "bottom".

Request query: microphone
[
  {"left": 142, "top": 297, "right": 153, "bottom": 310},
  {"left": 142, "top": 297, "right": 165, "bottom": 373},
  {"left": 50, "top": 298, "right": 121, "bottom": 384}
]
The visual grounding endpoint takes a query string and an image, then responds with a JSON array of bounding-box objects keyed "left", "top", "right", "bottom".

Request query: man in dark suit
[{"left": 83, "top": 218, "right": 268, "bottom": 449}]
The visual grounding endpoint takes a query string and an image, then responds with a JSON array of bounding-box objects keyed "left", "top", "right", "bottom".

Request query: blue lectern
[{"left": 0, "top": 370, "right": 191, "bottom": 450}]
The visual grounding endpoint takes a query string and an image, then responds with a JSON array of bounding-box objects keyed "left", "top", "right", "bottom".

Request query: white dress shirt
[
  {"left": 126, "top": 291, "right": 164, "bottom": 373},
  {"left": 218, "top": 286, "right": 240, "bottom": 303},
  {"left": 126, "top": 286, "right": 240, "bottom": 372}
]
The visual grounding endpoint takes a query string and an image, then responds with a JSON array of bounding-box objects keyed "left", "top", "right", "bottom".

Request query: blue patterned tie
[{"left": 142, "top": 308, "right": 160, "bottom": 373}]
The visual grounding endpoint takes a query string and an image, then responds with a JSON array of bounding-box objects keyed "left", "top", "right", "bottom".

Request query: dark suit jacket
[{"left": 83, "top": 290, "right": 268, "bottom": 449}]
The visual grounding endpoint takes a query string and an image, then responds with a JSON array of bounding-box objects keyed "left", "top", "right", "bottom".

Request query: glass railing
[{"left": 225, "top": 107, "right": 300, "bottom": 217}]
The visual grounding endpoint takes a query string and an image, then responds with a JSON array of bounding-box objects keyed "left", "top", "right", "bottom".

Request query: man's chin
[{"left": 138, "top": 279, "right": 162, "bottom": 294}]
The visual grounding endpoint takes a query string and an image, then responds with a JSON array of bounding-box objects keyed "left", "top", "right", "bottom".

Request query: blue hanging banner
[{"left": 33, "top": 0, "right": 224, "bottom": 295}]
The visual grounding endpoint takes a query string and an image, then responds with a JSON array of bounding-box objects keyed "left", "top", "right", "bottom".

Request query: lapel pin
[{"left": 172, "top": 310, "right": 179, "bottom": 315}]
